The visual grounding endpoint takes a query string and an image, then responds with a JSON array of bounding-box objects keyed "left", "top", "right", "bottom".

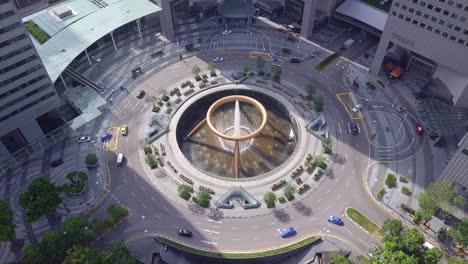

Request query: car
[
  {"left": 212, "top": 57, "right": 224, "bottom": 62},
  {"left": 268, "top": 53, "right": 278, "bottom": 61},
  {"left": 50, "top": 159, "right": 64, "bottom": 168},
  {"left": 222, "top": 30, "right": 232, "bottom": 36},
  {"left": 121, "top": 125, "right": 128, "bottom": 136},
  {"left": 416, "top": 123, "right": 424, "bottom": 135},
  {"left": 290, "top": 58, "right": 301, "bottom": 63},
  {"left": 100, "top": 132, "right": 113, "bottom": 142},
  {"left": 136, "top": 90, "right": 145, "bottom": 98},
  {"left": 77, "top": 136, "right": 91, "bottom": 143},
  {"left": 91, "top": 56, "right": 101, "bottom": 63},
  {"left": 350, "top": 124, "right": 359, "bottom": 135},
  {"left": 311, "top": 50, "right": 321, "bottom": 58},
  {"left": 279, "top": 227, "right": 296, "bottom": 238},
  {"left": 178, "top": 229, "right": 192, "bottom": 237},
  {"left": 327, "top": 216, "right": 343, "bottom": 225},
  {"left": 392, "top": 104, "right": 406, "bottom": 112},
  {"left": 352, "top": 104, "right": 363, "bottom": 113}
]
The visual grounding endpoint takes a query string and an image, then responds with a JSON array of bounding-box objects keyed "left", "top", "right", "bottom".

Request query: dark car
[
  {"left": 136, "top": 90, "right": 145, "bottom": 98},
  {"left": 290, "top": 58, "right": 301, "bottom": 63},
  {"left": 50, "top": 159, "right": 64, "bottom": 168},
  {"left": 178, "top": 229, "right": 192, "bottom": 237},
  {"left": 100, "top": 132, "right": 112, "bottom": 142},
  {"left": 350, "top": 124, "right": 359, "bottom": 135}
]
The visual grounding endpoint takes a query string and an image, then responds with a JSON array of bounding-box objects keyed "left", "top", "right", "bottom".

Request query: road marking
[
  {"left": 312, "top": 199, "right": 322, "bottom": 206},
  {"left": 252, "top": 237, "right": 261, "bottom": 240},
  {"left": 123, "top": 178, "right": 127, "bottom": 184},
  {"left": 151, "top": 196, "right": 156, "bottom": 201},
  {"left": 177, "top": 214, "right": 185, "bottom": 219},
  {"left": 337, "top": 194, "right": 342, "bottom": 200},
  {"left": 140, "top": 103, "right": 147, "bottom": 113},
  {"left": 343, "top": 226, "right": 353, "bottom": 234},
  {"left": 212, "top": 225, "right": 220, "bottom": 228},
  {"left": 352, "top": 168, "right": 355, "bottom": 175},
  {"left": 131, "top": 192, "right": 136, "bottom": 197},
  {"left": 324, "top": 206, "right": 331, "bottom": 212},
  {"left": 326, "top": 188, "right": 331, "bottom": 193},
  {"left": 206, "top": 219, "right": 223, "bottom": 224},
  {"left": 171, "top": 225, "right": 179, "bottom": 229},
  {"left": 155, "top": 215, "right": 160, "bottom": 219},
  {"left": 131, "top": 100, "right": 142, "bottom": 111},
  {"left": 232, "top": 238, "right": 241, "bottom": 241},
  {"left": 203, "top": 229, "right": 220, "bottom": 234},
  {"left": 163, "top": 206, "right": 169, "bottom": 211},
  {"left": 142, "top": 204, "right": 147, "bottom": 209},
  {"left": 338, "top": 122, "right": 342, "bottom": 133},
  {"left": 269, "top": 222, "right": 276, "bottom": 226},
  {"left": 250, "top": 226, "right": 258, "bottom": 229},
  {"left": 231, "top": 227, "right": 240, "bottom": 230},
  {"left": 358, "top": 237, "right": 371, "bottom": 248},
  {"left": 140, "top": 185, "right": 145, "bottom": 191},
  {"left": 195, "top": 221, "right": 201, "bottom": 225},
  {"left": 200, "top": 240, "right": 218, "bottom": 245},
  {"left": 123, "top": 100, "right": 131, "bottom": 109}
]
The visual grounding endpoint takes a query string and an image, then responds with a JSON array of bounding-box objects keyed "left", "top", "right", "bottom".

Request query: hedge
[
  {"left": 24, "top": 21, "right": 49, "bottom": 44},
  {"left": 401, "top": 186, "right": 411, "bottom": 195},
  {"left": 400, "top": 204, "right": 416, "bottom": 215},
  {"left": 377, "top": 188, "right": 385, "bottom": 200},
  {"left": 85, "top": 154, "right": 98, "bottom": 168},
  {"left": 62, "top": 171, "right": 88, "bottom": 194},
  {"left": 178, "top": 184, "right": 193, "bottom": 200},
  {"left": 315, "top": 52, "right": 340, "bottom": 71},
  {"left": 385, "top": 173, "right": 397, "bottom": 188},
  {"left": 264, "top": 192, "right": 276, "bottom": 208},
  {"left": 271, "top": 179, "right": 286, "bottom": 190}
]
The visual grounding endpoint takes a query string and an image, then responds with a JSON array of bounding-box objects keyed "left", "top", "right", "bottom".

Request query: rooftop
[
  {"left": 22, "top": 0, "right": 162, "bottom": 82},
  {"left": 359, "top": 0, "right": 393, "bottom": 12},
  {"left": 335, "top": 0, "right": 389, "bottom": 32}
]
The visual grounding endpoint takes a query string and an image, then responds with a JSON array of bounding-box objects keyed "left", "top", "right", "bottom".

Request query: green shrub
[
  {"left": 366, "top": 82, "right": 377, "bottom": 91},
  {"left": 313, "top": 96, "right": 324, "bottom": 112},
  {"left": 178, "top": 184, "right": 193, "bottom": 200},
  {"left": 24, "top": 21, "right": 50, "bottom": 44},
  {"left": 243, "top": 67, "right": 250, "bottom": 76},
  {"left": 283, "top": 184, "right": 295, "bottom": 200},
  {"left": 152, "top": 105, "right": 161, "bottom": 113},
  {"left": 401, "top": 186, "right": 411, "bottom": 195},
  {"left": 106, "top": 204, "right": 128, "bottom": 225},
  {"left": 413, "top": 211, "right": 422, "bottom": 224},
  {"left": 385, "top": 173, "right": 397, "bottom": 188},
  {"left": 194, "top": 75, "right": 202, "bottom": 81},
  {"left": 85, "top": 154, "right": 98, "bottom": 168},
  {"left": 271, "top": 179, "right": 286, "bottom": 190},
  {"left": 399, "top": 176, "right": 408, "bottom": 183},
  {"left": 145, "top": 154, "right": 158, "bottom": 169},
  {"left": 400, "top": 204, "right": 416, "bottom": 215},
  {"left": 193, "top": 191, "right": 211, "bottom": 208},
  {"left": 313, "top": 156, "right": 327, "bottom": 169},
  {"left": 143, "top": 145, "right": 152, "bottom": 155},
  {"left": 0, "top": 200, "right": 14, "bottom": 241},
  {"left": 377, "top": 188, "right": 386, "bottom": 200},
  {"left": 264, "top": 192, "right": 276, "bottom": 208},
  {"left": 161, "top": 95, "right": 170, "bottom": 102},
  {"left": 272, "top": 74, "right": 280, "bottom": 83},
  {"left": 63, "top": 171, "right": 88, "bottom": 194},
  {"left": 166, "top": 108, "right": 172, "bottom": 114},
  {"left": 165, "top": 101, "right": 171, "bottom": 107}
]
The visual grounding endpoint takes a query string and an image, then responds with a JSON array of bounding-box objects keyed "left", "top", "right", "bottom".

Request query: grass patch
[
  {"left": 401, "top": 186, "right": 411, "bottom": 196},
  {"left": 346, "top": 208, "right": 381, "bottom": 238},
  {"left": 24, "top": 21, "right": 50, "bottom": 44},
  {"left": 157, "top": 235, "right": 319, "bottom": 258},
  {"left": 315, "top": 52, "right": 340, "bottom": 71},
  {"left": 385, "top": 173, "right": 397, "bottom": 188}
]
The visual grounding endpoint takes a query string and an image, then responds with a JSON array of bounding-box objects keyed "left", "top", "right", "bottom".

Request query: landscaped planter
[
  {"left": 63, "top": 171, "right": 88, "bottom": 196},
  {"left": 85, "top": 154, "right": 98, "bottom": 168}
]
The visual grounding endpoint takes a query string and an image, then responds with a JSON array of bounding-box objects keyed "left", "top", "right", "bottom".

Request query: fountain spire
[{"left": 234, "top": 101, "right": 241, "bottom": 137}]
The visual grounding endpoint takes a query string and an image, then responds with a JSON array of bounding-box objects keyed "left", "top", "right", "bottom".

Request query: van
[{"left": 117, "top": 153, "right": 124, "bottom": 166}]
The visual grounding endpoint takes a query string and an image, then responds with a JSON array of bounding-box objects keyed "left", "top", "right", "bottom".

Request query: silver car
[
  {"left": 77, "top": 136, "right": 91, "bottom": 143},
  {"left": 352, "top": 104, "right": 363, "bottom": 113}
]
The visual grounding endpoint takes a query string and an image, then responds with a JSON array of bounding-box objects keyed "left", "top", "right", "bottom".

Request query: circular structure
[
  {"left": 175, "top": 88, "right": 299, "bottom": 179},
  {"left": 206, "top": 95, "right": 268, "bottom": 141}
]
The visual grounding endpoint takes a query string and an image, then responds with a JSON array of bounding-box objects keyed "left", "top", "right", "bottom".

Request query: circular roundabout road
[{"left": 93, "top": 49, "right": 423, "bottom": 258}]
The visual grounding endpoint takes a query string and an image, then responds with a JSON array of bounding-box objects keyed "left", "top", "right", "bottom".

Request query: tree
[
  {"left": 256, "top": 57, "right": 265, "bottom": 72},
  {"left": 108, "top": 241, "right": 139, "bottom": 264},
  {"left": 19, "top": 177, "right": 62, "bottom": 222},
  {"left": 417, "top": 179, "right": 462, "bottom": 216},
  {"left": 63, "top": 246, "right": 110, "bottom": 264},
  {"left": 243, "top": 67, "right": 250, "bottom": 76},
  {"left": 272, "top": 74, "right": 280, "bottom": 83},
  {"left": 271, "top": 64, "right": 282, "bottom": 76},
  {"left": 448, "top": 256, "right": 468, "bottom": 264},
  {"left": 380, "top": 219, "right": 403, "bottom": 242},
  {"left": 41, "top": 230, "right": 68, "bottom": 261},
  {"left": 448, "top": 218, "right": 468, "bottom": 246},
  {"left": 306, "top": 84, "right": 316, "bottom": 98},
  {"left": 22, "top": 244, "right": 48, "bottom": 264},
  {"left": 313, "top": 155, "right": 327, "bottom": 169},
  {"left": 63, "top": 215, "right": 92, "bottom": 245},
  {"left": 85, "top": 153, "right": 98, "bottom": 168},
  {"left": 313, "top": 96, "right": 324, "bottom": 112},
  {"left": 192, "top": 65, "right": 201, "bottom": 76},
  {"left": 208, "top": 62, "right": 216, "bottom": 74},
  {"left": 106, "top": 204, "right": 128, "bottom": 225},
  {"left": 264, "top": 192, "right": 276, "bottom": 208},
  {"left": 330, "top": 251, "right": 353, "bottom": 263},
  {"left": 0, "top": 200, "right": 14, "bottom": 241},
  {"left": 193, "top": 191, "right": 211, "bottom": 208},
  {"left": 178, "top": 184, "right": 193, "bottom": 200},
  {"left": 322, "top": 137, "right": 332, "bottom": 154},
  {"left": 283, "top": 184, "right": 295, "bottom": 200},
  {"left": 401, "top": 228, "right": 424, "bottom": 255},
  {"left": 423, "top": 248, "right": 443, "bottom": 264}
]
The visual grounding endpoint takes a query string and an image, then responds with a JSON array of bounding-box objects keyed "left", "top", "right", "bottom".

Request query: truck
[{"left": 343, "top": 39, "right": 355, "bottom": 49}]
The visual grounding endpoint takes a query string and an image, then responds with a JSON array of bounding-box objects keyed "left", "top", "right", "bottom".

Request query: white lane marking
[
  {"left": 337, "top": 194, "right": 342, "bottom": 200},
  {"left": 358, "top": 237, "right": 372, "bottom": 248},
  {"left": 269, "top": 222, "right": 276, "bottom": 226},
  {"left": 252, "top": 237, "right": 261, "bottom": 240},
  {"left": 326, "top": 188, "right": 331, "bottom": 193},
  {"left": 343, "top": 226, "right": 353, "bottom": 234},
  {"left": 338, "top": 122, "right": 342, "bottom": 133},
  {"left": 200, "top": 240, "right": 218, "bottom": 245},
  {"left": 140, "top": 185, "right": 145, "bottom": 191},
  {"left": 250, "top": 226, "right": 258, "bottom": 229},
  {"left": 212, "top": 225, "right": 220, "bottom": 228},
  {"left": 177, "top": 214, "right": 185, "bottom": 219},
  {"left": 163, "top": 206, "right": 169, "bottom": 211},
  {"left": 123, "top": 100, "right": 131, "bottom": 109},
  {"left": 312, "top": 199, "right": 322, "bottom": 206},
  {"left": 171, "top": 225, "right": 179, "bottom": 229},
  {"left": 140, "top": 103, "right": 148, "bottom": 113},
  {"left": 123, "top": 178, "right": 127, "bottom": 184},
  {"left": 206, "top": 219, "right": 223, "bottom": 224},
  {"left": 151, "top": 196, "right": 156, "bottom": 201},
  {"left": 142, "top": 204, "right": 147, "bottom": 209},
  {"left": 155, "top": 215, "right": 160, "bottom": 219},
  {"left": 232, "top": 238, "right": 241, "bottom": 241},
  {"left": 195, "top": 221, "right": 202, "bottom": 225},
  {"left": 231, "top": 227, "right": 240, "bottom": 230},
  {"left": 324, "top": 206, "right": 331, "bottom": 212},
  {"left": 203, "top": 229, "right": 220, "bottom": 234},
  {"left": 131, "top": 100, "right": 142, "bottom": 111},
  {"left": 131, "top": 192, "right": 136, "bottom": 197},
  {"left": 352, "top": 168, "right": 355, "bottom": 175}
]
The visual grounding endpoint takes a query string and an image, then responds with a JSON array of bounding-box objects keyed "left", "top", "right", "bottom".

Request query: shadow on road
[
  {"left": 292, "top": 201, "right": 312, "bottom": 216},
  {"left": 272, "top": 209, "right": 291, "bottom": 223}
]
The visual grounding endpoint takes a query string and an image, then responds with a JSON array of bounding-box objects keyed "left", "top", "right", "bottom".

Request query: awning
[{"left": 335, "top": 0, "right": 388, "bottom": 32}]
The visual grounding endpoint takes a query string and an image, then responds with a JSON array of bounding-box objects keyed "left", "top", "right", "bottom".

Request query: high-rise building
[
  {"left": 0, "top": 0, "right": 64, "bottom": 157},
  {"left": 371, "top": 0, "right": 468, "bottom": 108}
]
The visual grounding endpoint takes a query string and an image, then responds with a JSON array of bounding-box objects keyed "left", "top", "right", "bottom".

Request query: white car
[
  {"left": 352, "top": 104, "right": 363, "bottom": 113},
  {"left": 392, "top": 104, "right": 406, "bottom": 112},
  {"left": 212, "top": 57, "right": 224, "bottom": 62},
  {"left": 91, "top": 56, "right": 101, "bottom": 63},
  {"left": 222, "top": 30, "right": 232, "bottom": 36},
  {"left": 77, "top": 136, "right": 92, "bottom": 143}
]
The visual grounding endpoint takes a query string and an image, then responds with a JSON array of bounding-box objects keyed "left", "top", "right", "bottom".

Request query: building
[
  {"left": 0, "top": 0, "right": 65, "bottom": 158},
  {"left": 371, "top": 0, "right": 468, "bottom": 108},
  {"left": 440, "top": 132, "right": 468, "bottom": 190}
]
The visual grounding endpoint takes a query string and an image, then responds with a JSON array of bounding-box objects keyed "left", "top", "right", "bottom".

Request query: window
[
  {"left": 412, "top": 0, "right": 418, "bottom": 3},
  {"left": 458, "top": 39, "right": 465, "bottom": 44},
  {"left": 456, "top": 3, "right": 462, "bottom": 8},
  {"left": 451, "top": 13, "right": 458, "bottom": 19},
  {"left": 454, "top": 26, "right": 461, "bottom": 32},
  {"left": 450, "top": 35, "right": 456, "bottom": 40},
  {"left": 446, "top": 23, "right": 453, "bottom": 29},
  {"left": 419, "top": 1, "right": 426, "bottom": 7},
  {"left": 412, "top": 19, "right": 418, "bottom": 25},
  {"left": 438, "top": 20, "right": 445, "bottom": 26},
  {"left": 392, "top": 11, "right": 397, "bottom": 16},
  {"left": 435, "top": 7, "right": 441, "bottom": 12},
  {"left": 442, "top": 32, "right": 449, "bottom": 37},
  {"left": 0, "top": 92, "right": 56, "bottom": 123},
  {"left": 443, "top": 10, "right": 449, "bottom": 16},
  {"left": 399, "top": 14, "right": 404, "bottom": 19},
  {"left": 405, "top": 16, "right": 411, "bottom": 22},
  {"left": 402, "top": 4, "right": 407, "bottom": 10},
  {"left": 431, "top": 16, "right": 437, "bottom": 22},
  {"left": 459, "top": 16, "right": 466, "bottom": 22},
  {"left": 423, "top": 13, "right": 429, "bottom": 19},
  {"left": 0, "top": 10, "right": 14, "bottom": 20},
  {"left": 464, "top": 29, "right": 468, "bottom": 36},
  {"left": 427, "top": 4, "right": 433, "bottom": 9},
  {"left": 395, "top": 2, "right": 400, "bottom": 7},
  {"left": 447, "top": 0, "right": 454, "bottom": 5},
  {"left": 419, "top": 23, "right": 426, "bottom": 28},
  {"left": 434, "top": 29, "right": 441, "bottom": 34},
  {"left": 416, "top": 10, "right": 422, "bottom": 16},
  {"left": 409, "top": 8, "right": 414, "bottom": 13},
  {"left": 427, "top": 26, "right": 433, "bottom": 31}
]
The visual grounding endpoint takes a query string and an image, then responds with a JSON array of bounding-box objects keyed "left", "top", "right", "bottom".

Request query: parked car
[
  {"left": 279, "top": 227, "right": 296, "bottom": 237},
  {"left": 100, "top": 132, "right": 113, "bottom": 142},
  {"left": 350, "top": 124, "right": 359, "bottom": 135},
  {"left": 212, "top": 57, "right": 224, "bottom": 62},
  {"left": 77, "top": 136, "right": 92, "bottom": 143},
  {"left": 311, "top": 50, "right": 320, "bottom": 58},
  {"left": 416, "top": 123, "right": 424, "bottom": 135},
  {"left": 222, "top": 30, "right": 232, "bottom": 36},
  {"left": 268, "top": 53, "right": 278, "bottom": 61},
  {"left": 136, "top": 90, "right": 145, "bottom": 98},
  {"left": 290, "top": 58, "right": 301, "bottom": 63},
  {"left": 178, "top": 229, "right": 192, "bottom": 237},
  {"left": 352, "top": 104, "right": 363, "bottom": 113},
  {"left": 327, "top": 216, "right": 343, "bottom": 225},
  {"left": 121, "top": 125, "right": 128, "bottom": 136},
  {"left": 392, "top": 104, "right": 405, "bottom": 113},
  {"left": 50, "top": 159, "right": 64, "bottom": 168}
]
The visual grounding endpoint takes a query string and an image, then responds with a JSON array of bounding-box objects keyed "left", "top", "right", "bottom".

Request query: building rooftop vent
[
  {"left": 52, "top": 5, "right": 74, "bottom": 19},
  {"left": 89, "top": 0, "right": 108, "bottom": 8}
]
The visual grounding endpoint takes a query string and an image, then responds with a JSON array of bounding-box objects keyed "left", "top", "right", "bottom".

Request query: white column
[
  {"left": 84, "top": 49, "right": 92, "bottom": 65},
  {"left": 136, "top": 19, "right": 142, "bottom": 39},
  {"left": 60, "top": 74, "right": 68, "bottom": 90},
  {"left": 110, "top": 31, "right": 117, "bottom": 51}
]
